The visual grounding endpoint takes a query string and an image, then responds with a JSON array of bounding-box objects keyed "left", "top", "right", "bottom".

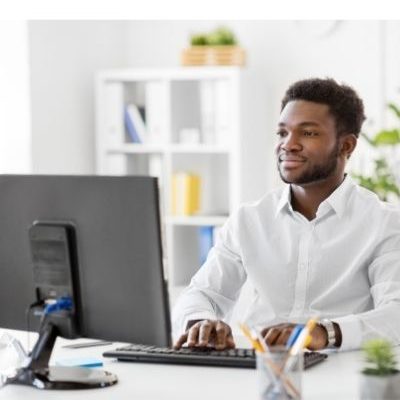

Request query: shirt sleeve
[
  {"left": 334, "top": 210, "right": 400, "bottom": 351},
  {"left": 172, "top": 209, "right": 247, "bottom": 338}
]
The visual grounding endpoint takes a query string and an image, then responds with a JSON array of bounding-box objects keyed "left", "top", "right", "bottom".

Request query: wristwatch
[{"left": 319, "top": 319, "right": 336, "bottom": 348}]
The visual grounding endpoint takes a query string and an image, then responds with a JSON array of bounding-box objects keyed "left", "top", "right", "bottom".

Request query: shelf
[
  {"left": 107, "top": 143, "right": 230, "bottom": 155},
  {"left": 168, "top": 144, "right": 230, "bottom": 154},
  {"left": 107, "top": 144, "right": 164, "bottom": 154},
  {"left": 98, "top": 67, "right": 240, "bottom": 83},
  {"left": 166, "top": 215, "right": 228, "bottom": 226},
  {"left": 96, "top": 67, "right": 241, "bottom": 288}
]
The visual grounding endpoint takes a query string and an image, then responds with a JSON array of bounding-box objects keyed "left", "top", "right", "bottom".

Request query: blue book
[
  {"left": 199, "top": 226, "right": 214, "bottom": 266},
  {"left": 55, "top": 357, "right": 103, "bottom": 368},
  {"left": 124, "top": 106, "right": 142, "bottom": 143}
]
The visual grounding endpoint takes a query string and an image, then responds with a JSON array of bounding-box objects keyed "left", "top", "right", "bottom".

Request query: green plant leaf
[
  {"left": 190, "top": 34, "right": 209, "bottom": 46},
  {"left": 190, "top": 27, "right": 238, "bottom": 46},
  {"left": 361, "top": 339, "right": 398, "bottom": 376},
  {"left": 352, "top": 101, "right": 400, "bottom": 201},
  {"left": 371, "top": 129, "right": 400, "bottom": 146},
  {"left": 388, "top": 102, "right": 400, "bottom": 120},
  {"left": 207, "top": 27, "right": 237, "bottom": 46}
]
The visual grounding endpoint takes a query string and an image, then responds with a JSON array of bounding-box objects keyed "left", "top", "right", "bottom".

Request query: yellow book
[{"left": 172, "top": 173, "right": 201, "bottom": 216}]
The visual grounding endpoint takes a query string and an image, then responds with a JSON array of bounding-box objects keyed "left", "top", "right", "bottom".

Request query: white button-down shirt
[{"left": 173, "top": 176, "right": 400, "bottom": 351}]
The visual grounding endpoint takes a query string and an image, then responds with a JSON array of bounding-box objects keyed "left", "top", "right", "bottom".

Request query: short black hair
[{"left": 281, "top": 78, "right": 366, "bottom": 137}]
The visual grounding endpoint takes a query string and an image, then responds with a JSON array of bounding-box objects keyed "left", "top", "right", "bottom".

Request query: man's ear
[{"left": 340, "top": 134, "right": 357, "bottom": 159}]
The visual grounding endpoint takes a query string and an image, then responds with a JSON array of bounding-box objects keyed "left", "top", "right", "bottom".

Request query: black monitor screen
[{"left": 0, "top": 175, "right": 171, "bottom": 347}]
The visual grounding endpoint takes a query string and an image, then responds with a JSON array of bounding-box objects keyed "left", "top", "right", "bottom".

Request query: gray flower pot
[{"left": 360, "top": 373, "right": 400, "bottom": 400}]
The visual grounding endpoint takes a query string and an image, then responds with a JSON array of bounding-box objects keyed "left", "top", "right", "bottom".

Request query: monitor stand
[{"left": 7, "top": 322, "right": 118, "bottom": 390}]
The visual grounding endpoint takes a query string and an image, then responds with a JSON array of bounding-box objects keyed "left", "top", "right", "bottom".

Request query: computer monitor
[{"left": 0, "top": 175, "right": 171, "bottom": 389}]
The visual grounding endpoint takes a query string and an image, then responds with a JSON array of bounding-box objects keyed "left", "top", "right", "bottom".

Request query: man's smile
[{"left": 278, "top": 155, "right": 307, "bottom": 169}]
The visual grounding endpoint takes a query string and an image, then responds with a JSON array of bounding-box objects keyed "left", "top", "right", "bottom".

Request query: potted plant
[
  {"left": 352, "top": 102, "right": 400, "bottom": 201},
  {"left": 360, "top": 338, "right": 400, "bottom": 399},
  {"left": 181, "top": 26, "right": 246, "bottom": 66}
]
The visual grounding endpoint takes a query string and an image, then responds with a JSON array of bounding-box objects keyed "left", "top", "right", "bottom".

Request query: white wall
[
  {"left": 125, "top": 20, "right": 389, "bottom": 201},
  {"left": 0, "top": 21, "right": 31, "bottom": 173},
  {"left": 29, "top": 21, "right": 130, "bottom": 174},
  {"left": 28, "top": 20, "right": 400, "bottom": 201}
]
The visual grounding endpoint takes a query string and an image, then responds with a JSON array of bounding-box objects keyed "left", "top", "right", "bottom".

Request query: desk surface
[{"left": 0, "top": 329, "right": 365, "bottom": 400}]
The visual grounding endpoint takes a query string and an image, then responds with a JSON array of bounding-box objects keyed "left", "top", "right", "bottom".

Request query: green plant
[
  {"left": 352, "top": 102, "right": 400, "bottom": 201},
  {"left": 190, "top": 34, "right": 208, "bottom": 46},
  {"left": 190, "top": 26, "right": 238, "bottom": 46},
  {"left": 362, "top": 339, "right": 398, "bottom": 376}
]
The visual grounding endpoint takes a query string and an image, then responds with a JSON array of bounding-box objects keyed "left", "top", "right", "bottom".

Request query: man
[{"left": 173, "top": 78, "right": 400, "bottom": 352}]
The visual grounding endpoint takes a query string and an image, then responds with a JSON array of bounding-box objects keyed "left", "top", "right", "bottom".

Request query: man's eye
[
  {"left": 304, "top": 131, "right": 318, "bottom": 136},
  {"left": 276, "top": 131, "right": 287, "bottom": 137}
]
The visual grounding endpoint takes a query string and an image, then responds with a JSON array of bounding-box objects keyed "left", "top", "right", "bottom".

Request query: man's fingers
[
  {"left": 275, "top": 328, "right": 292, "bottom": 346},
  {"left": 226, "top": 334, "right": 236, "bottom": 349},
  {"left": 174, "top": 320, "right": 234, "bottom": 350},
  {"left": 261, "top": 323, "right": 286, "bottom": 338},
  {"left": 173, "top": 333, "right": 188, "bottom": 349},
  {"left": 261, "top": 327, "right": 270, "bottom": 337},
  {"left": 187, "top": 323, "right": 200, "bottom": 347},
  {"left": 264, "top": 327, "right": 281, "bottom": 346},
  {"left": 215, "top": 321, "right": 230, "bottom": 349},
  {"left": 198, "top": 321, "right": 213, "bottom": 346}
]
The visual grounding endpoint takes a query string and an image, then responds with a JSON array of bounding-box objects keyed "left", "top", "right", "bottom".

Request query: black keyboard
[{"left": 103, "top": 344, "right": 328, "bottom": 369}]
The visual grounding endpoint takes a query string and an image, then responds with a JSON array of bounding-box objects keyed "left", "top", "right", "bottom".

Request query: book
[
  {"left": 199, "top": 226, "right": 214, "bottom": 266},
  {"left": 171, "top": 172, "right": 201, "bottom": 216},
  {"left": 55, "top": 357, "right": 103, "bottom": 368},
  {"left": 129, "top": 104, "right": 147, "bottom": 141},
  {"left": 124, "top": 105, "right": 143, "bottom": 143}
]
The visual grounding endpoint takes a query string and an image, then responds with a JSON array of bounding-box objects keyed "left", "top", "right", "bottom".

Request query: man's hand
[
  {"left": 174, "top": 320, "right": 236, "bottom": 350},
  {"left": 261, "top": 323, "right": 328, "bottom": 350}
]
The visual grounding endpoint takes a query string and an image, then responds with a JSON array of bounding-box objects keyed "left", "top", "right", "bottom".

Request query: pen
[
  {"left": 239, "top": 323, "right": 300, "bottom": 399},
  {"left": 282, "top": 318, "right": 318, "bottom": 373},
  {"left": 239, "top": 323, "right": 264, "bottom": 352},
  {"left": 286, "top": 324, "right": 304, "bottom": 349},
  {"left": 289, "top": 318, "right": 317, "bottom": 357}
]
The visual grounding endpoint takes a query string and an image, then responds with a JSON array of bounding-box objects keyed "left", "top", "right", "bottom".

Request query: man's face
[{"left": 275, "top": 100, "right": 341, "bottom": 185}]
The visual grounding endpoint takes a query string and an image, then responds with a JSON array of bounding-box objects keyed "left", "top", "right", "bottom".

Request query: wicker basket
[{"left": 181, "top": 46, "right": 246, "bottom": 66}]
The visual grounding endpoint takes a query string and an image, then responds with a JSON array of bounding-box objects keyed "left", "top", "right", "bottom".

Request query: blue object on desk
[
  {"left": 286, "top": 324, "right": 305, "bottom": 349},
  {"left": 55, "top": 357, "right": 103, "bottom": 368}
]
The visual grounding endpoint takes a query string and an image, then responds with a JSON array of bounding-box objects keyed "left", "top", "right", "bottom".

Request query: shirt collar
[
  {"left": 322, "top": 174, "right": 355, "bottom": 218},
  {"left": 274, "top": 175, "right": 355, "bottom": 219},
  {"left": 275, "top": 185, "right": 292, "bottom": 217}
]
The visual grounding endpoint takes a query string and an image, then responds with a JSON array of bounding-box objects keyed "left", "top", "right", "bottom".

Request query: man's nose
[{"left": 281, "top": 133, "right": 302, "bottom": 151}]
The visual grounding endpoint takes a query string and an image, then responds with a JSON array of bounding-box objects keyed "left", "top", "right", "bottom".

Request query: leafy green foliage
[
  {"left": 191, "top": 34, "right": 208, "bottom": 46},
  {"left": 190, "top": 27, "right": 238, "bottom": 46},
  {"left": 369, "top": 129, "right": 400, "bottom": 147},
  {"left": 352, "top": 158, "right": 400, "bottom": 201},
  {"left": 388, "top": 102, "right": 400, "bottom": 120},
  {"left": 362, "top": 339, "right": 398, "bottom": 376},
  {"left": 352, "top": 103, "right": 400, "bottom": 201}
]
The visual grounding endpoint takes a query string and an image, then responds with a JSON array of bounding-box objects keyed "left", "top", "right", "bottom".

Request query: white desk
[{"left": 0, "top": 329, "right": 364, "bottom": 400}]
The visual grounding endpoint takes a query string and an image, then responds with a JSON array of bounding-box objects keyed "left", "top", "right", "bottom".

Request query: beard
[{"left": 277, "top": 142, "right": 340, "bottom": 185}]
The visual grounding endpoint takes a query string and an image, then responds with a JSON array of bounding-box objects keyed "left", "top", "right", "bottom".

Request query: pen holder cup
[{"left": 256, "top": 348, "right": 303, "bottom": 400}]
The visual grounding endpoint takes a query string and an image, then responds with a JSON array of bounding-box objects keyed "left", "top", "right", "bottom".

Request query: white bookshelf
[{"left": 95, "top": 67, "right": 242, "bottom": 289}]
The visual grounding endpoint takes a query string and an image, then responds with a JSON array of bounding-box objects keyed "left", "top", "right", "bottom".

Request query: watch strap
[{"left": 319, "top": 319, "right": 336, "bottom": 348}]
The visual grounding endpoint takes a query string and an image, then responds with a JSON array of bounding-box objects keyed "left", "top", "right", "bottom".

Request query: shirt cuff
[{"left": 332, "top": 315, "right": 362, "bottom": 351}]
